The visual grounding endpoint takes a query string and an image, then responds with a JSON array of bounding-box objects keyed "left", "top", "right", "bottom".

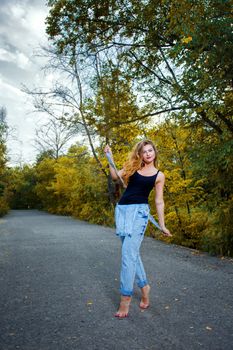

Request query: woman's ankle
[
  {"left": 121, "top": 295, "right": 131, "bottom": 303},
  {"left": 140, "top": 285, "right": 150, "bottom": 309},
  {"left": 141, "top": 284, "right": 150, "bottom": 294}
]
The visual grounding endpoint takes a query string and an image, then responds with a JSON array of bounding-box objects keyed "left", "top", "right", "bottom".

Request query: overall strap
[
  {"left": 105, "top": 151, "right": 126, "bottom": 188},
  {"left": 148, "top": 214, "right": 162, "bottom": 231}
]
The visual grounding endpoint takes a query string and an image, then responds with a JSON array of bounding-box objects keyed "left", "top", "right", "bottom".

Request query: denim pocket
[{"left": 137, "top": 206, "right": 149, "bottom": 219}]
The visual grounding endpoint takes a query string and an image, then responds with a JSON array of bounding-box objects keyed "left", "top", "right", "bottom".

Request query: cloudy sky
[{"left": 0, "top": 0, "right": 53, "bottom": 165}]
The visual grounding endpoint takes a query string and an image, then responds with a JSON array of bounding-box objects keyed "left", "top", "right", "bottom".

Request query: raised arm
[
  {"left": 104, "top": 145, "right": 124, "bottom": 181},
  {"left": 155, "top": 172, "right": 172, "bottom": 237}
]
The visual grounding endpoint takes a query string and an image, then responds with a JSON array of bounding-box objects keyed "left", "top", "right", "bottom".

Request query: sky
[{"left": 0, "top": 0, "right": 55, "bottom": 165}]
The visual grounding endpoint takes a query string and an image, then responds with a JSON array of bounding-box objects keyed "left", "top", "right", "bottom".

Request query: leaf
[{"left": 181, "top": 36, "right": 193, "bottom": 44}]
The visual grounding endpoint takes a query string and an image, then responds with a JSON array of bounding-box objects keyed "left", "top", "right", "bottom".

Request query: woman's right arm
[{"left": 104, "top": 145, "right": 124, "bottom": 181}]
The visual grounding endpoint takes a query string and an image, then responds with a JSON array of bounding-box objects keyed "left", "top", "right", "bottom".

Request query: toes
[
  {"left": 115, "top": 312, "right": 128, "bottom": 318},
  {"left": 140, "top": 302, "right": 150, "bottom": 309}
]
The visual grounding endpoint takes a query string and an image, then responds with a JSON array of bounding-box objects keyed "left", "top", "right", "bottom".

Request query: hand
[
  {"left": 161, "top": 226, "right": 172, "bottom": 237},
  {"left": 104, "top": 144, "right": 112, "bottom": 155}
]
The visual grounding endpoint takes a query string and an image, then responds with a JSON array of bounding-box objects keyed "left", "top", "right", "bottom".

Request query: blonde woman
[{"left": 104, "top": 140, "right": 171, "bottom": 318}]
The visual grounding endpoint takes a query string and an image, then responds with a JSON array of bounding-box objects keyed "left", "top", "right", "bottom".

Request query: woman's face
[{"left": 141, "top": 144, "right": 156, "bottom": 164}]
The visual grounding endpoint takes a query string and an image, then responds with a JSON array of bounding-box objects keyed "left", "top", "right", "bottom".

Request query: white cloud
[
  {"left": 0, "top": 1, "right": 50, "bottom": 165},
  {"left": 0, "top": 48, "right": 31, "bottom": 69},
  {"left": 0, "top": 48, "right": 16, "bottom": 63},
  {"left": 0, "top": 74, "right": 23, "bottom": 97},
  {"left": 22, "top": 8, "right": 48, "bottom": 40},
  {"left": 10, "top": 3, "right": 26, "bottom": 20},
  {"left": 0, "top": 1, "right": 49, "bottom": 62},
  {"left": 17, "top": 51, "right": 30, "bottom": 69}
]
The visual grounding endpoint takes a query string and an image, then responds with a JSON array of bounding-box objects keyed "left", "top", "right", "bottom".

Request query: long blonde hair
[{"left": 122, "top": 140, "right": 158, "bottom": 185}]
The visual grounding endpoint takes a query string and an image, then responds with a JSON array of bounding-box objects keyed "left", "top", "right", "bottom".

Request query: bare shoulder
[
  {"left": 154, "top": 170, "right": 165, "bottom": 193},
  {"left": 156, "top": 170, "right": 165, "bottom": 183}
]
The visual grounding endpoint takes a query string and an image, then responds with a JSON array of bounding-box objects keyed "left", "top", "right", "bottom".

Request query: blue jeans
[{"left": 115, "top": 204, "right": 149, "bottom": 296}]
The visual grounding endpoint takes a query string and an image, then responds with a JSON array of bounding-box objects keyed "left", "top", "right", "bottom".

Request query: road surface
[{"left": 0, "top": 210, "right": 233, "bottom": 350}]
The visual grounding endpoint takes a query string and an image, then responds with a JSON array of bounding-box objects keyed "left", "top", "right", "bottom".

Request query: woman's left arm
[{"left": 155, "top": 172, "right": 172, "bottom": 237}]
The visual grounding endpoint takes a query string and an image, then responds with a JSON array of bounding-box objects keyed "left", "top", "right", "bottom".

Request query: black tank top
[{"left": 118, "top": 170, "right": 160, "bottom": 205}]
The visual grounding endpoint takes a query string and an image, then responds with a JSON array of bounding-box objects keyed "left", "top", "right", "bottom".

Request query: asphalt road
[{"left": 0, "top": 210, "right": 233, "bottom": 350}]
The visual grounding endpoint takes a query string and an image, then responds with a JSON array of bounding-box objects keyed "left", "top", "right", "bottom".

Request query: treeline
[
  {"left": 4, "top": 118, "right": 233, "bottom": 257},
  {"left": 1, "top": 0, "right": 233, "bottom": 257},
  {"left": 0, "top": 107, "right": 10, "bottom": 217}
]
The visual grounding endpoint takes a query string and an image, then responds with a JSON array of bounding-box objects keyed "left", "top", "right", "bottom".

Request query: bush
[
  {"left": 201, "top": 198, "right": 233, "bottom": 256},
  {"left": 0, "top": 198, "right": 9, "bottom": 217}
]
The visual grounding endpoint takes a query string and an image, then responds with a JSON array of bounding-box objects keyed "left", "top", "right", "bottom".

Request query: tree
[
  {"left": 46, "top": 0, "right": 233, "bottom": 135},
  {"left": 32, "top": 145, "right": 113, "bottom": 225},
  {"left": 23, "top": 45, "right": 108, "bottom": 178},
  {"left": 0, "top": 107, "right": 8, "bottom": 168},
  {"left": 0, "top": 107, "right": 9, "bottom": 216},
  {"left": 145, "top": 121, "right": 208, "bottom": 248},
  {"left": 45, "top": 0, "right": 233, "bottom": 255},
  {"left": 34, "top": 157, "right": 57, "bottom": 211},
  {"left": 85, "top": 55, "right": 151, "bottom": 203},
  {"left": 34, "top": 117, "right": 77, "bottom": 159},
  {"left": 7, "top": 166, "right": 40, "bottom": 209}
]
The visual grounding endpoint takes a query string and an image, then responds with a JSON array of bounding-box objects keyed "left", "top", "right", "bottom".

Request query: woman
[{"left": 104, "top": 140, "right": 171, "bottom": 318}]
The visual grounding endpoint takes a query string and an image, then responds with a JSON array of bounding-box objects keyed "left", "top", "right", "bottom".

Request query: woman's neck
[
  {"left": 138, "top": 162, "right": 157, "bottom": 175},
  {"left": 143, "top": 162, "right": 155, "bottom": 170}
]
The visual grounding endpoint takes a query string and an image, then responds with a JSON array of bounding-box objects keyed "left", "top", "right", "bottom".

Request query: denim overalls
[{"left": 115, "top": 203, "right": 150, "bottom": 296}]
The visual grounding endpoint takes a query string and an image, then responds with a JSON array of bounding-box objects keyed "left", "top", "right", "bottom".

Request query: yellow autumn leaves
[{"left": 181, "top": 36, "right": 193, "bottom": 44}]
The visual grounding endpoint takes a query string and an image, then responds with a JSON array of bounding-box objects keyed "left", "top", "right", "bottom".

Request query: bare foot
[
  {"left": 140, "top": 285, "right": 150, "bottom": 309},
  {"left": 115, "top": 296, "right": 131, "bottom": 318}
]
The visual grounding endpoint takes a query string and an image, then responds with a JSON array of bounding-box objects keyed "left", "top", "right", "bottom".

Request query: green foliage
[
  {"left": 34, "top": 158, "right": 58, "bottom": 211},
  {"left": 0, "top": 166, "right": 9, "bottom": 218},
  {"left": 6, "top": 120, "right": 233, "bottom": 256},
  {"left": 46, "top": 0, "right": 233, "bottom": 135},
  {"left": 202, "top": 197, "right": 233, "bottom": 256},
  {"left": 5, "top": 1, "right": 232, "bottom": 257},
  {"left": 0, "top": 198, "right": 9, "bottom": 217},
  {"left": 146, "top": 120, "right": 233, "bottom": 255},
  {"left": 165, "top": 209, "right": 210, "bottom": 250},
  {"left": 32, "top": 145, "right": 114, "bottom": 225},
  {"left": 7, "top": 166, "right": 40, "bottom": 209},
  {"left": 0, "top": 107, "right": 9, "bottom": 217}
]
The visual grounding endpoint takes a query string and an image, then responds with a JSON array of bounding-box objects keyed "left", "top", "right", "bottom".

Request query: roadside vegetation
[{"left": 2, "top": 1, "right": 232, "bottom": 256}]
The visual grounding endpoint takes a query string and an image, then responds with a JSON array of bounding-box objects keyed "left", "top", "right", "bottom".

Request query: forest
[{"left": 0, "top": 0, "right": 232, "bottom": 256}]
